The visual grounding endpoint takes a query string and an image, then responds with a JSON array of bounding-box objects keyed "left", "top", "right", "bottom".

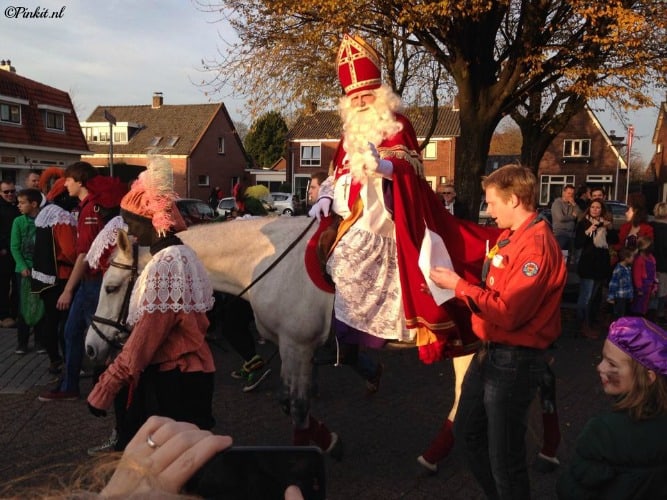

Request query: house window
[
  {"left": 218, "top": 137, "right": 225, "bottom": 154},
  {"left": 148, "top": 136, "right": 162, "bottom": 147},
  {"left": 166, "top": 136, "right": 179, "bottom": 147},
  {"left": 539, "top": 175, "right": 575, "bottom": 205},
  {"left": 45, "top": 111, "right": 64, "bottom": 131},
  {"left": 0, "top": 102, "right": 20, "bottom": 124},
  {"left": 563, "top": 139, "right": 591, "bottom": 158},
  {"left": 423, "top": 142, "right": 437, "bottom": 160},
  {"left": 439, "top": 176, "right": 447, "bottom": 184},
  {"left": 113, "top": 130, "right": 128, "bottom": 143},
  {"left": 198, "top": 175, "right": 210, "bottom": 187},
  {"left": 300, "top": 144, "right": 321, "bottom": 167}
]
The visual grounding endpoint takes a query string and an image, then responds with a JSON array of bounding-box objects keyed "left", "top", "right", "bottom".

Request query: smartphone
[{"left": 184, "top": 445, "right": 326, "bottom": 500}]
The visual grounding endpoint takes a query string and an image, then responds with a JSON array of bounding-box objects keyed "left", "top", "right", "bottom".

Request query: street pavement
[{"left": 0, "top": 309, "right": 609, "bottom": 499}]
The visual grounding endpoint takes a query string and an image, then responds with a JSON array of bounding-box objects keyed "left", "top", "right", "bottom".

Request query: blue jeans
[
  {"left": 576, "top": 278, "right": 601, "bottom": 325},
  {"left": 455, "top": 343, "right": 545, "bottom": 500},
  {"left": 59, "top": 279, "right": 101, "bottom": 393}
]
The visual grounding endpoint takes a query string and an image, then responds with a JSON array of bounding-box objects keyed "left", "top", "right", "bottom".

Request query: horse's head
[{"left": 85, "top": 230, "right": 139, "bottom": 364}]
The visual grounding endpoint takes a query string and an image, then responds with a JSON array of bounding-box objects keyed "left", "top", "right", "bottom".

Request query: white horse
[
  {"left": 86, "top": 216, "right": 342, "bottom": 453},
  {"left": 85, "top": 215, "right": 473, "bottom": 458}
]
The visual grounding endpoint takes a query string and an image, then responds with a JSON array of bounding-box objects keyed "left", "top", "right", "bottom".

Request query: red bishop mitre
[{"left": 337, "top": 34, "right": 382, "bottom": 96}]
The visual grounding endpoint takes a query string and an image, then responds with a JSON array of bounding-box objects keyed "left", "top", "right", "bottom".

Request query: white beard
[{"left": 341, "top": 101, "right": 401, "bottom": 183}]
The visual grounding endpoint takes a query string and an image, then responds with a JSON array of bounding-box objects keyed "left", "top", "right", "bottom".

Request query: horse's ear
[{"left": 117, "top": 229, "right": 132, "bottom": 253}]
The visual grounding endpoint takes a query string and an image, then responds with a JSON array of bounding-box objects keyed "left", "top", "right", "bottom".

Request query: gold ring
[{"left": 146, "top": 434, "right": 159, "bottom": 449}]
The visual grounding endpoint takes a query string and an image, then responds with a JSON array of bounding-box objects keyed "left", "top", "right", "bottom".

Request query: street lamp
[{"left": 609, "top": 130, "right": 625, "bottom": 201}]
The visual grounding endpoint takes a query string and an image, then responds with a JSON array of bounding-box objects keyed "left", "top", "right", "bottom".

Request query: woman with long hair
[{"left": 574, "top": 199, "right": 612, "bottom": 338}]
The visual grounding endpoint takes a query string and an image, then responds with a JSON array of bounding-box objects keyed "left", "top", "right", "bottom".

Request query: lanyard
[{"left": 480, "top": 213, "right": 546, "bottom": 284}]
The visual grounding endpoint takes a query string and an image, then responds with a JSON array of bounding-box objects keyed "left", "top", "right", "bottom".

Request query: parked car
[
  {"left": 217, "top": 197, "right": 237, "bottom": 217},
  {"left": 478, "top": 198, "right": 495, "bottom": 226},
  {"left": 603, "top": 200, "right": 629, "bottom": 230},
  {"left": 216, "top": 196, "right": 274, "bottom": 217},
  {"left": 478, "top": 199, "right": 552, "bottom": 226},
  {"left": 270, "top": 192, "right": 298, "bottom": 215},
  {"left": 175, "top": 198, "right": 217, "bottom": 226}
]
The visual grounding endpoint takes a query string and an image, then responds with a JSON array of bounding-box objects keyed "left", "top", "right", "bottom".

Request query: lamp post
[
  {"left": 609, "top": 130, "right": 624, "bottom": 201},
  {"left": 625, "top": 125, "right": 634, "bottom": 203},
  {"left": 103, "top": 109, "right": 117, "bottom": 177}
]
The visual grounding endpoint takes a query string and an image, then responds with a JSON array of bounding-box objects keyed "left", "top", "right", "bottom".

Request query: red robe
[{"left": 332, "top": 114, "right": 500, "bottom": 363}]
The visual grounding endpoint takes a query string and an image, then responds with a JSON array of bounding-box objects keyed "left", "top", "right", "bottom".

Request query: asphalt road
[{"left": 0, "top": 308, "right": 610, "bottom": 499}]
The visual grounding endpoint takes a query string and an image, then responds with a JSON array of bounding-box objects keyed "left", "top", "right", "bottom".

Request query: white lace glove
[
  {"left": 308, "top": 196, "right": 332, "bottom": 221},
  {"left": 368, "top": 142, "right": 393, "bottom": 178}
]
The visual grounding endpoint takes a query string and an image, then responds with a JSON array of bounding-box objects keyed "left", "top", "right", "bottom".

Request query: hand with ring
[{"left": 101, "top": 415, "right": 233, "bottom": 497}]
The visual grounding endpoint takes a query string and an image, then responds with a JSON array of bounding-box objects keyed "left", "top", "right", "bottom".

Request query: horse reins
[
  {"left": 89, "top": 243, "right": 139, "bottom": 352},
  {"left": 232, "top": 217, "right": 316, "bottom": 301}
]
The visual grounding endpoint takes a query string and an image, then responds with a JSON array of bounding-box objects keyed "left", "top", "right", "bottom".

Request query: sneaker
[
  {"left": 533, "top": 452, "right": 560, "bottom": 473},
  {"left": 242, "top": 367, "right": 272, "bottom": 392},
  {"left": 15, "top": 346, "right": 28, "bottom": 355},
  {"left": 417, "top": 455, "right": 438, "bottom": 475},
  {"left": 36, "top": 347, "right": 47, "bottom": 354},
  {"left": 48, "top": 360, "right": 64, "bottom": 375},
  {"left": 231, "top": 355, "right": 265, "bottom": 379},
  {"left": 87, "top": 429, "right": 118, "bottom": 456},
  {"left": 38, "top": 389, "right": 79, "bottom": 402}
]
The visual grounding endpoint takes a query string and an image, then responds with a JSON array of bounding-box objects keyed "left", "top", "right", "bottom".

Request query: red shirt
[
  {"left": 455, "top": 215, "right": 567, "bottom": 349},
  {"left": 75, "top": 195, "right": 105, "bottom": 278}
]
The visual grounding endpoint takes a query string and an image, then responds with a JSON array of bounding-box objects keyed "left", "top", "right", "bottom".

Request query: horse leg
[
  {"left": 418, "top": 353, "right": 474, "bottom": 472},
  {"left": 278, "top": 342, "right": 343, "bottom": 460}
]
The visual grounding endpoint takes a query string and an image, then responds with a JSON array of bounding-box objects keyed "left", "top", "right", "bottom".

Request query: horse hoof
[{"left": 326, "top": 432, "right": 344, "bottom": 462}]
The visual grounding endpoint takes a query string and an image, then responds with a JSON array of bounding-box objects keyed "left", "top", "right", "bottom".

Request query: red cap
[{"left": 337, "top": 34, "right": 382, "bottom": 96}]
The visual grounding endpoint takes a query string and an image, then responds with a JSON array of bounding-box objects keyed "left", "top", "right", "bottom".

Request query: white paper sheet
[{"left": 418, "top": 228, "right": 455, "bottom": 305}]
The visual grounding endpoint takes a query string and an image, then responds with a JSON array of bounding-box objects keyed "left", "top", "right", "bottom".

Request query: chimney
[
  {"left": 152, "top": 91, "right": 163, "bottom": 109},
  {"left": 0, "top": 59, "right": 16, "bottom": 73}
]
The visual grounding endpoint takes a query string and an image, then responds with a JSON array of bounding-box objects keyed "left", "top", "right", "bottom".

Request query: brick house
[
  {"left": 286, "top": 106, "right": 459, "bottom": 200},
  {"left": 0, "top": 61, "right": 89, "bottom": 184},
  {"left": 651, "top": 100, "right": 667, "bottom": 200},
  {"left": 537, "top": 106, "right": 628, "bottom": 205},
  {"left": 80, "top": 92, "right": 249, "bottom": 200}
]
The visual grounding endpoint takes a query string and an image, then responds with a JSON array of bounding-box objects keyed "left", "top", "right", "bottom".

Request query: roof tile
[
  {"left": 287, "top": 106, "right": 460, "bottom": 140},
  {"left": 0, "top": 70, "right": 88, "bottom": 152},
  {"left": 84, "top": 103, "right": 223, "bottom": 156}
]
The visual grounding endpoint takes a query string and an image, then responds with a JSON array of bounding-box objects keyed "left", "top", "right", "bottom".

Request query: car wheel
[{"left": 283, "top": 209, "right": 293, "bottom": 216}]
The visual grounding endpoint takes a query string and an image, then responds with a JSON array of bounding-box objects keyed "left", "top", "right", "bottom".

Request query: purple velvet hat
[{"left": 608, "top": 317, "right": 667, "bottom": 375}]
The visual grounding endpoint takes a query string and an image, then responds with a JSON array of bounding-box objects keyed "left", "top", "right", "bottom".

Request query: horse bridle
[{"left": 89, "top": 243, "right": 139, "bottom": 352}]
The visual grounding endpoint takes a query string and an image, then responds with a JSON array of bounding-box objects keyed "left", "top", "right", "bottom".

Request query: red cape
[{"left": 333, "top": 114, "right": 500, "bottom": 363}]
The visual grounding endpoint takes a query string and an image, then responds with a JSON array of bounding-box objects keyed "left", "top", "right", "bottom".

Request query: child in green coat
[{"left": 10, "top": 188, "right": 43, "bottom": 354}]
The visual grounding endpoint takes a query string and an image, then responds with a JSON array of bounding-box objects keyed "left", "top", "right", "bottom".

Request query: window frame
[
  {"left": 539, "top": 174, "right": 575, "bottom": 206},
  {"left": 563, "top": 139, "right": 591, "bottom": 158},
  {"left": 44, "top": 110, "right": 65, "bottom": 131},
  {"left": 423, "top": 141, "right": 437, "bottom": 160},
  {"left": 300, "top": 143, "right": 321, "bottom": 167},
  {"left": 0, "top": 102, "right": 21, "bottom": 124}
]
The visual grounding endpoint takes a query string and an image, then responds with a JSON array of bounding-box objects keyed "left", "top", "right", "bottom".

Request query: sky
[{"left": 1, "top": 0, "right": 662, "bottom": 164}]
